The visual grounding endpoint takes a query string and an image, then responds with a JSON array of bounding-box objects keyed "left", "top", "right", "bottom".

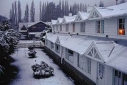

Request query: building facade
[{"left": 44, "top": 2, "right": 127, "bottom": 85}]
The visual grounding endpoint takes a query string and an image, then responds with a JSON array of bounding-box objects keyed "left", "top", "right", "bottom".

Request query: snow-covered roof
[
  {"left": 95, "top": 41, "right": 116, "bottom": 62},
  {"left": 51, "top": 20, "right": 57, "bottom": 25},
  {"left": 75, "top": 11, "right": 90, "bottom": 21},
  {"left": 95, "top": 2, "right": 127, "bottom": 18},
  {"left": 46, "top": 33, "right": 127, "bottom": 73},
  {"left": 62, "top": 15, "right": 76, "bottom": 24},
  {"left": 57, "top": 18, "right": 63, "bottom": 24},
  {"left": 107, "top": 45, "right": 127, "bottom": 74}
]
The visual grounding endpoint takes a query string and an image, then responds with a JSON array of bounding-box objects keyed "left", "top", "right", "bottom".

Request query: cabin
[
  {"left": 19, "top": 21, "right": 50, "bottom": 40},
  {"left": 44, "top": 2, "right": 127, "bottom": 85}
]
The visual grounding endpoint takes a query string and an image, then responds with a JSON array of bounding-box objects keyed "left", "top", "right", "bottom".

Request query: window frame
[
  {"left": 73, "top": 23, "right": 75, "bottom": 32},
  {"left": 118, "top": 18, "right": 125, "bottom": 35},
  {"left": 80, "top": 22, "right": 85, "bottom": 32},
  {"left": 96, "top": 20, "right": 104, "bottom": 33},
  {"left": 66, "top": 24, "right": 69, "bottom": 32}
]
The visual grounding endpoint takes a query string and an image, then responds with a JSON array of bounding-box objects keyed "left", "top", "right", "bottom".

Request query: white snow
[
  {"left": 63, "top": 15, "right": 76, "bottom": 23},
  {"left": 78, "top": 12, "right": 90, "bottom": 20},
  {"left": 10, "top": 48, "right": 75, "bottom": 85},
  {"left": 57, "top": 18, "right": 63, "bottom": 24},
  {"left": 51, "top": 20, "right": 57, "bottom": 25},
  {"left": 95, "top": 2, "right": 127, "bottom": 18},
  {"left": 46, "top": 33, "right": 127, "bottom": 74}
]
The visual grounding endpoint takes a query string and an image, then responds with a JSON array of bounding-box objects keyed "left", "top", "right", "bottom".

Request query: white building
[{"left": 45, "top": 2, "right": 127, "bottom": 85}]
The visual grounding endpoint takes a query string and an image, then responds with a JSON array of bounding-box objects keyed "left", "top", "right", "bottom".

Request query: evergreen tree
[
  {"left": 24, "top": 4, "right": 29, "bottom": 22},
  {"left": 9, "top": 9, "right": 12, "bottom": 22},
  {"left": 18, "top": 1, "right": 22, "bottom": 22},
  {"left": 14, "top": 1, "right": 17, "bottom": 25},
  {"left": 40, "top": 1, "right": 42, "bottom": 21},
  {"left": 65, "top": 0, "right": 69, "bottom": 16},
  {"left": 12, "top": 2, "right": 15, "bottom": 26},
  {"left": 41, "top": 2, "right": 45, "bottom": 21},
  {"left": 30, "top": 0, "right": 35, "bottom": 22},
  {"left": 61, "top": 0, "right": 65, "bottom": 17}
]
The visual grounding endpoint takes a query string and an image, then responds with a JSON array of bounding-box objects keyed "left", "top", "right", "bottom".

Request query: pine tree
[
  {"left": 61, "top": 0, "right": 65, "bottom": 17},
  {"left": 40, "top": 1, "right": 42, "bottom": 21},
  {"left": 12, "top": 3, "right": 15, "bottom": 25},
  {"left": 18, "top": 1, "right": 22, "bottom": 22},
  {"left": 65, "top": 0, "right": 69, "bottom": 16},
  {"left": 30, "top": 0, "right": 35, "bottom": 22},
  {"left": 9, "top": 9, "right": 12, "bottom": 22},
  {"left": 14, "top": 1, "right": 17, "bottom": 25},
  {"left": 24, "top": 4, "right": 29, "bottom": 22}
]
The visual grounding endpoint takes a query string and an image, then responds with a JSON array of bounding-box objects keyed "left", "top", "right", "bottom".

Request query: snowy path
[{"left": 10, "top": 48, "right": 75, "bottom": 85}]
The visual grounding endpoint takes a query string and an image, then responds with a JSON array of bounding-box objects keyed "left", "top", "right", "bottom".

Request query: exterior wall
[
  {"left": 75, "top": 22, "right": 81, "bottom": 34},
  {"left": 104, "top": 65, "right": 113, "bottom": 85},
  {"left": 85, "top": 20, "right": 96, "bottom": 35},
  {"left": 69, "top": 23, "right": 73, "bottom": 33},
  {"left": 104, "top": 18, "right": 118, "bottom": 37},
  {"left": 104, "top": 17, "right": 127, "bottom": 39},
  {"left": 62, "top": 24, "right": 66, "bottom": 33}
]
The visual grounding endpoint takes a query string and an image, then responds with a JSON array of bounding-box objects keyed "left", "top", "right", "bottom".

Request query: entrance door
[{"left": 97, "top": 63, "right": 105, "bottom": 85}]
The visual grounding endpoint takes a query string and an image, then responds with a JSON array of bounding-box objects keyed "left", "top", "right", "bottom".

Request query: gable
[
  {"left": 85, "top": 42, "right": 104, "bottom": 62},
  {"left": 88, "top": 7, "right": 102, "bottom": 19},
  {"left": 21, "top": 25, "right": 27, "bottom": 30},
  {"left": 89, "top": 11, "right": 99, "bottom": 19},
  {"left": 75, "top": 14, "right": 82, "bottom": 21},
  {"left": 62, "top": 18, "right": 66, "bottom": 23},
  {"left": 87, "top": 47, "right": 101, "bottom": 60},
  {"left": 56, "top": 36, "right": 60, "bottom": 44}
]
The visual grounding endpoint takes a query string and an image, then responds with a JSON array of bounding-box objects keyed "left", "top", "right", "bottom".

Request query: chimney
[{"left": 69, "top": 13, "right": 72, "bottom": 16}]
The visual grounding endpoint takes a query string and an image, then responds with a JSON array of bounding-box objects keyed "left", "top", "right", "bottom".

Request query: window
[
  {"left": 56, "top": 25, "right": 58, "bottom": 31},
  {"left": 73, "top": 23, "right": 75, "bottom": 32},
  {"left": 91, "top": 12, "right": 99, "bottom": 18},
  {"left": 113, "top": 70, "right": 127, "bottom": 85},
  {"left": 96, "top": 20, "right": 104, "bottom": 33},
  {"left": 98, "top": 63, "right": 104, "bottom": 78},
  {"left": 118, "top": 18, "right": 125, "bottom": 35},
  {"left": 87, "top": 58, "right": 91, "bottom": 74},
  {"left": 52, "top": 26, "right": 54, "bottom": 31},
  {"left": 51, "top": 42, "right": 54, "bottom": 49},
  {"left": 55, "top": 44, "right": 60, "bottom": 53},
  {"left": 80, "top": 22, "right": 85, "bottom": 32},
  {"left": 66, "top": 24, "right": 69, "bottom": 32},
  {"left": 77, "top": 54, "right": 86, "bottom": 71},
  {"left": 114, "top": 70, "right": 122, "bottom": 85},
  {"left": 123, "top": 73, "right": 127, "bottom": 85},
  {"left": 77, "top": 53, "right": 79, "bottom": 67},
  {"left": 60, "top": 25, "right": 62, "bottom": 31},
  {"left": 66, "top": 49, "right": 74, "bottom": 62},
  {"left": 87, "top": 47, "right": 101, "bottom": 60}
]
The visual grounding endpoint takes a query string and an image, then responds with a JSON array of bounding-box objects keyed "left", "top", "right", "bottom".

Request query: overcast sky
[{"left": 0, "top": 0, "right": 125, "bottom": 21}]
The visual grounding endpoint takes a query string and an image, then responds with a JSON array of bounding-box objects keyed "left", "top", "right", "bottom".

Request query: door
[
  {"left": 97, "top": 63, "right": 105, "bottom": 85},
  {"left": 61, "top": 46, "right": 64, "bottom": 64}
]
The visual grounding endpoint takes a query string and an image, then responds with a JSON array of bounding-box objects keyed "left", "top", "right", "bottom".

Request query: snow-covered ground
[{"left": 10, "top": 48, "right": 75, "bottom": 85}]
